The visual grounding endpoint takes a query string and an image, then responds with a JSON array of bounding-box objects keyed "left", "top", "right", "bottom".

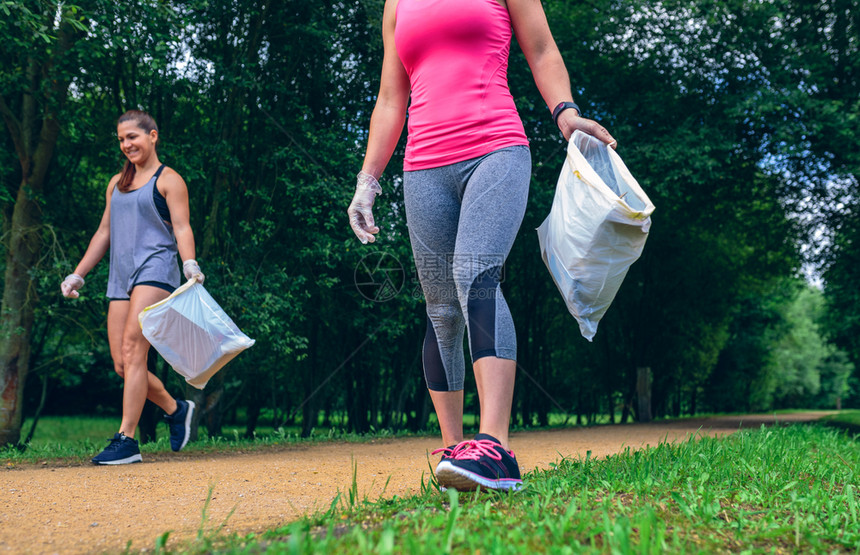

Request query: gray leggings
[{"left": 404, "top": 145, "right": 531, "bottom": 391}]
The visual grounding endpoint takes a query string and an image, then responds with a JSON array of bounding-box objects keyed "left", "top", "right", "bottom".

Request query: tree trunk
[
  {"left": 185, "top": 383, "right": 206, "bottom": 441},
  {"left": 689, "top": 386, "right": 697, "bottom": 415},
  {"left": 575, "top": 387, "right": 583, "bottom": 426},
  {"left": 607, "top": 390, "right": 616, "bottom": 424},
  {"left": 301, "top": 395, "right": 316, "bottom": 438},
  {"left": 0, "top": 184, "right": 42, "bottom": 445},
  {"left": 620, "top": 394, "right": 631, "bottom": 424},
  {"left": 419, "top": 392, "right": 432, "bottom": 432},
  {"left": 183, "top": 372, "right": 225, "bottom": 441},
  {"left": 0, "top": 12, "right": 81, "bottom": 447},
  {"left": 204, "top": 372, "right": 225, "bottom": 437},
  {"left": 636, "top": 367, "right": 652, "bottom": 423},
  {"left": 21, "top": 372, "right": 49, "bottom": 446},
  {"left": 301, "top": 320, "right": 320, "bottom": 438}
]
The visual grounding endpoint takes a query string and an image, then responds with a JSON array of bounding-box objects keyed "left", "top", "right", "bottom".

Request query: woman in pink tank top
[{"left": 348, "top": 0, "right": 617, "bottom": 491}]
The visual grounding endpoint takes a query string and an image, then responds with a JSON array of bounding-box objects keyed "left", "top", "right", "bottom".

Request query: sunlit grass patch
[{"left": 821, "top": 410, "right": 860, "bottom": 435}]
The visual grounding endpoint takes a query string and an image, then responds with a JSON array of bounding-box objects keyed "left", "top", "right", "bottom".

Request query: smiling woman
[
  {"left": 59, "top": 110, "right": 206, "bottom": 465},
  {"left": 116, "top": 111, "right": 160, "bottom": 191}
]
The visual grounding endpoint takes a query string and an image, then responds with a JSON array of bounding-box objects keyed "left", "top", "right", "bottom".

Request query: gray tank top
[{"left": 106, "top": 165, "right": 181, "bottom": 298}]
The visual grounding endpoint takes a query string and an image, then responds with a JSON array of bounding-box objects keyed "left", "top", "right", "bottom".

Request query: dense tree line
[{"left": 1, "top": 0, "right": 857, "bottom": 446}]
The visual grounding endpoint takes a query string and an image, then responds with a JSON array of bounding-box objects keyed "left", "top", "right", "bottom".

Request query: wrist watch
[{"left": 552, "top": 101, "right": 582, "bottom": 127}]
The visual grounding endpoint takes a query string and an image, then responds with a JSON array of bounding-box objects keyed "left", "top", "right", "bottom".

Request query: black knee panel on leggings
[
  {"left": 423, "top": 316, "right": 450, "bottom": 391},
  {"left": 468, "top": 266, "right": 502, "bottom": 360}
]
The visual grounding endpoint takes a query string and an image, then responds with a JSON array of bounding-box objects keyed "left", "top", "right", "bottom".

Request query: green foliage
[
  {"left": 769, "top": 284, "right": 855, "bottom": 408},
  {"left": 3, "top": 0, "right": 858, "bottom": 443},
  {"left": 707, "top": 280, "right": 854, "bottom": 412},
  {"left": 771, "top": 287, "right": 827, "bottom": 403},
  {"left": 822, "top": 199, "right": 860, "bottom": 403}
]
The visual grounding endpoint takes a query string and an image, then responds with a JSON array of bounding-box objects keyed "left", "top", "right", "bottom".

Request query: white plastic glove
[
  {"left": 61, "top": 274, "right": 84, "bottom": 298},
  {"left": 347, "top": 171, "right": 382, "bottom": 244},
  {"left": 183, "top": 259, "right": 205, "bottom": 284}
]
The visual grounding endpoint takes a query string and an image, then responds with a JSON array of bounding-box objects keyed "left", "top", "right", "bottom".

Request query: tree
[
  {"left": 7, "top": 0, "right": 857, "bottom": 440},
  {"left": 823, "top": 199, "right": 860, "bottom": 403},
  {"left": 0, "top": 1, "right": 86, "bottom": 445}
]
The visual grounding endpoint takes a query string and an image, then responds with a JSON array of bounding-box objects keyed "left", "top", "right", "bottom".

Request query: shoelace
[
  {"left": 431, "top": 441, "right": 468, "bottom": 458},
  {"left": 446, "top": 439, "right": 507, "bottom": 462},
  {"left": 103, "top": 435, "right": 124, "bottom": 450},
  {"left": 431, "top": 447, "right": 449, "bottom": 457}
]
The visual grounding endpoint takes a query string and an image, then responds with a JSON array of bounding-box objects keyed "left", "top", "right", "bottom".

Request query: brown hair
[{"left": 116, "top": 110, "right": 158, "bottom": 192}]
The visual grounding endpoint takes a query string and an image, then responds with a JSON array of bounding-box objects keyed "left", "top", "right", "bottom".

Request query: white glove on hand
[
  {"left": 347, "top": 171, "right": 382, "bottom": 244},
  {"left": 183, "top": 259, "right": 205, "bottom": 284},
  {"left": 61, "top": 274, "right": 84, "bottom": 298}
]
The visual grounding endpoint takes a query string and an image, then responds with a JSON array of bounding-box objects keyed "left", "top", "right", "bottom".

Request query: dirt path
[{"left": 0, "top": 412, "right": 835, "bottom": 554}]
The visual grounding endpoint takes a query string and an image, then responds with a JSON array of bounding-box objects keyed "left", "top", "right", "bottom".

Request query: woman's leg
[
  {"left": 108, "top": 299, "right": 179, "bottom": 422},
  {"left": 117, "top": 285, "right": 175, "bottom": 438},
  {"left": 472, "top": 358, "right": 516, "bottom": 448},
  {"left": 107, "top": 300, "right": 130, "bottom": 378},
  {"left": 428, "top": 390, "right": 464, "bottom": 448},
  {"left": 404, "top": 165, "right": 466, "bottom": 447},
  {"left": 431, "top": 147, "right": 530, "bottom": 490},
  {"left": 454, "top": 146, "right": 531, "bottom": 450}
]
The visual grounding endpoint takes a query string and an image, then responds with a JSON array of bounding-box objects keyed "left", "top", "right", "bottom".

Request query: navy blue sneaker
[
  {"left": 434, "top": 433, "right": 522, "bottom": 491},
  {"left": 165, "top": 399, "right": 195, "bottom": 452},
  {"left": 92, "top": 433, "right": 142, "bottom": 465},
  {"left": 432, "top": 442, "right": 468, "bottom": 492}
]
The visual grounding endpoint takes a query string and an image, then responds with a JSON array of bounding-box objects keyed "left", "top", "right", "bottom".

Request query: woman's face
[{"left": 117, "top": 120, "right": 157, "bottom": 165}]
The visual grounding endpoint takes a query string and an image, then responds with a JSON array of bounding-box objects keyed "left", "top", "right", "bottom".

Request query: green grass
[
  {"left": 0, "top": 413, "right": 585, "bottom": 464},
  {"left": 169, "top": 423, "right": 860, "bottom": 554},
  {"left": 0, "top": 416, "right": 421, "bottom": 464},
  {"left": 822, "top": 410, "right": 860, "bottom": 434},
  {"left": 19, "top": 416, "right": 119, "bottom": 444},
  {"left": 1, "top": 417, "right": 119, "bottom": 461},
  {"left": 4, "top": 409, "right": 854, "bottom": 465}
]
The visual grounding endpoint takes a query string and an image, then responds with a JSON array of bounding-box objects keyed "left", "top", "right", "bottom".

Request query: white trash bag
[
  {"left": 537, "top": 130, "right": 655, "bottom": 341},
  {"left": 139, "top": 279, "right": 255, "bottom": 389}
]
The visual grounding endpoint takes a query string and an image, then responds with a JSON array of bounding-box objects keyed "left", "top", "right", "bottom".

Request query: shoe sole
[
  {"left": 175, "top": 400, "right": 196, "bottom": 452},
  {"left": 435, "top": 461, "right": 523, "bottom": 492},
  {"left": 92, "top": 454, "right": 143, "bottom": 465}
]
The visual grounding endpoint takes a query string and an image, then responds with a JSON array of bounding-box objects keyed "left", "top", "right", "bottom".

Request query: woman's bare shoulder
[
  {"left": 106, "top": 173, "right": 121, "bottom": 193},
  {"left": 159, "top": 166, "right": 188, "bottom": 186}
]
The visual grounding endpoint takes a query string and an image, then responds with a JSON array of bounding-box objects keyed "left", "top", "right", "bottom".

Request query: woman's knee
[
  {"left": 453, "top": 265, "right": 501, "bottom": 311},
  {"left": 112, "top": 361, "right": 125, "bottom": 378},
  {"left": 426, "top": 300, "right": 464, "bottom": 328},
  {"left": 120, "top": 334, "right": 149, "bottom": 368}
]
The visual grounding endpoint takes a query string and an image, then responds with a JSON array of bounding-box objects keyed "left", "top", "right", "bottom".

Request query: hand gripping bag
[
  {"left": 139, "top": 279, "right": 255, "bottom": 389},
  {"left": 537, "top": 130, "right": 655, "bottom": 341}
]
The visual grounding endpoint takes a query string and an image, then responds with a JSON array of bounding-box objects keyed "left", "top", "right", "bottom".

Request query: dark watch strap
[{"left": 552, "top": 101, "right": 582, "bottom": 126}]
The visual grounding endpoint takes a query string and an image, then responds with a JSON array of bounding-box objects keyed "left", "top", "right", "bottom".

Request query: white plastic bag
[
  {"left": 139, "top": 279, "right": 255, "bottom": 389},
  {"left": 537, "top": 130, "right": 655, "bottom": 341}
]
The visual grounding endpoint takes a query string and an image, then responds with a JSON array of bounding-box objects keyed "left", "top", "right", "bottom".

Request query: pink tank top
[{"left": 395, "top": 0, "right": 529, "bottom": 171}]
